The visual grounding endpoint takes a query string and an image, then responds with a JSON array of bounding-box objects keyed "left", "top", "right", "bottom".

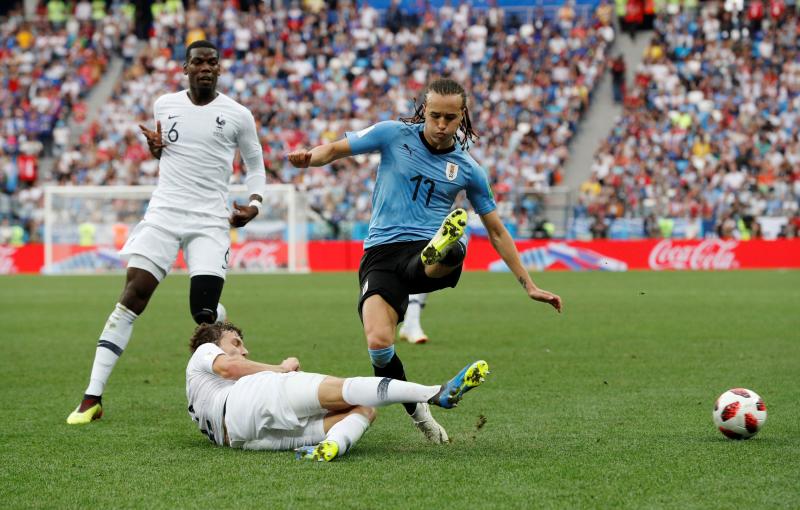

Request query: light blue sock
[{"left": 368, "top": 345, "right": 395, "bottom": 368}]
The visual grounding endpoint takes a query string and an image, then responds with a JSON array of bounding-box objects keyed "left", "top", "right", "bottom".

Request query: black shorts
[{"left": 357, "top": 240, "right": 463, "bottom": 323}]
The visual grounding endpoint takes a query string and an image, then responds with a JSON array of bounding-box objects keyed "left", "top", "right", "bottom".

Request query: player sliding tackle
[
  {"left": 288, "top": 78, "right": 562, "bottom": 444},
  {"left": 186, "top": 322, "right": 489, "bottom": 462}
]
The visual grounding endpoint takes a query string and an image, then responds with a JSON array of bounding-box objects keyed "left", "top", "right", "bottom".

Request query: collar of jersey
[
  {"left": 184, "top": 89, "right": 221, "bottom": 106},
  {"left": 418, "top": 130, "right": 456, "bottom": 155}
]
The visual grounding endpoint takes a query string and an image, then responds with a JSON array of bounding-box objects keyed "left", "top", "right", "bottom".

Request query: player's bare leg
[
  {"left": 362, "top": 295, "right": 449, "bottom": 443},
  {"left": 119, "top": 268, "right": 160, "bottom": 315},
  {"left": 295, "top": 406, "right": 375, "bottom": 462},
  {"left": 67, "top": 268, "right": 158, "bottom": 425}
]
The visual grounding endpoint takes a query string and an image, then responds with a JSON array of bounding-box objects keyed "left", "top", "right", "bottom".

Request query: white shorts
[
  {"left": 224, "top": 371, "right": 328, "bottom": 451},
  {"left": 120, "top": 207, "right": 230, "bottom": 281}
]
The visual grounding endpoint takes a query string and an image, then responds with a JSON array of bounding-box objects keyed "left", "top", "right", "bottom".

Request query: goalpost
[{"left": 43, "top": 184, "right": 309, "bottom": 274}]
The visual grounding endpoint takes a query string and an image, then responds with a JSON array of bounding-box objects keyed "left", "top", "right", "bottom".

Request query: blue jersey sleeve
[
  {"left": 466, "top": 164, "right": 497, "bottom": 216},
  {"left": 345, "top": 121, "right": 399, "bottom": 155}
]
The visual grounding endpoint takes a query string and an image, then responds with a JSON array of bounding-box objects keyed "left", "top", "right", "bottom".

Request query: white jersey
[
  {"left": 149, "top": 90, "right": 266, "bottom": 219},
  {"left": 186, "top": 343, "right": 233, "bottom": 446}
]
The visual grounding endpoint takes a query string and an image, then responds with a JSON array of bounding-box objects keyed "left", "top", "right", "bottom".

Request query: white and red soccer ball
[{"left": 712, "top": 388, "right": 767, "bottom": 440}]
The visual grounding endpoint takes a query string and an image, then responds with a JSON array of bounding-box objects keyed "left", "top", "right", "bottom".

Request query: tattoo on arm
[{"left": 518, "top": 277, "right": 528, "bottom": 290}]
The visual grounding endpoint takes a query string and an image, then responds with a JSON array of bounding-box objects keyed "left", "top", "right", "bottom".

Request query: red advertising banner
[
  {"left": 0, "top": 241, "right": 289, "bottom": 275},
  {"left": 0, "top": 244, "right": 44, "bottom": 273},
  {"left": 465, "top": 238, "right": 800, "bottom": 271},
  {"left": 1, "top": 239, "right": 799, "bottom": 274}
]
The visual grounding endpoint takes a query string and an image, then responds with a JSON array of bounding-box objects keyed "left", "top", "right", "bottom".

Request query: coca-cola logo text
[
  {"left": 229, "top": 241, "right": 286, "bottom": 270},
  {"left": 0, "top": 246, "right": 16, "bottom": 274},
  {"left": 648, "top": 240, "right": 739, "bottom": 270}
]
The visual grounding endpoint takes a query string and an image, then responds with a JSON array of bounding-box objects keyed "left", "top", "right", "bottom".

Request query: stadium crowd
[
  {"left": 0, "top": 0, "right": 134, "bottom": 244},
  {"left": 578, "top": 0, "right": 800, "bottom": 239},
  {"left": 3, "top": 1, "right": 798, "bottom": 245},
  {"left": 4, "top": 0, "right": 613, "bottom": 243}
]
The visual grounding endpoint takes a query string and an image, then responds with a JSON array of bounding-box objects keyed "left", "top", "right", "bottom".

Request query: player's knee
[
  {"left": 366, "top": 335, "right": 394, "bottom": 351},
  {"left": 364, "top": 321, "right": 395, "bottom": 350},
  {"left": 441, "top": 240, "right": 466, "bottom": 267},
  {"left": 354, "top": 405, "right": 377, "bottom": 424}
]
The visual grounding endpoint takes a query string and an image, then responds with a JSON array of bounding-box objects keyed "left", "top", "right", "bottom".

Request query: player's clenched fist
[
  {"left": 287, "top": 149, "right": 313, "bottom": 168},
  {"left": 280, "top": 357, "right": 300, "bottom": 372}
]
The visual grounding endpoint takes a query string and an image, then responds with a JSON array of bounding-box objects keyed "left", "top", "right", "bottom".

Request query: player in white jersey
[
  {"left": 67, "top": 40, "right": 267, "bottom": 425},
  {"left": 186, "top": 322, "right": 489, "bottom": 462}
]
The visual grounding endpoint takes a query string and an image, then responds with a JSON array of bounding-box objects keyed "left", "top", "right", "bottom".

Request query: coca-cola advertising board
[
  {"left": 0, "top": 241, "right": 288, "bottom": 274},
  {"left": 1, "top": 240, "right": 799, "bottom": 274},
  {"left": 473, "top": 239, "right": 800, "bottom": 272}
]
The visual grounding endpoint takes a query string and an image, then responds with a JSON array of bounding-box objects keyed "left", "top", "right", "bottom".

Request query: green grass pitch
[{"left": 1, "top": 271, "right": 798, "bottom": 509}]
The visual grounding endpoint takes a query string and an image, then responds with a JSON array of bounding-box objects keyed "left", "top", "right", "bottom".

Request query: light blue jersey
[{"left": 346, "top": 121, "right": 496, "bottom": 249}]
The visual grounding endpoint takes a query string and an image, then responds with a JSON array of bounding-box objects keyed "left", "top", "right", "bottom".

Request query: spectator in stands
[
  {"left": 624, "top": 0, "right": 644, "bottom": 40},
  {"left": 610, "top": 54, "right": 626, "bottom": 103},
  {"left": 579, "top": 1, "right": 799, "bottom": 240},
  {"left": 590, "top": 215, "right": 609, "bottom": 238}
]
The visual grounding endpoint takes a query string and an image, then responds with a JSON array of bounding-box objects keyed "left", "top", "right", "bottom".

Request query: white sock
[
  {"left": 342, "top": 377, "right": 440, "bottom": 408},
  {"left": 404, "top": 293, "right": 427, "bottom": 329},
  {"left": 215, "top": 302, "right": 227, "bottom": 324},
  {"left": 325, "top": 413, "right": 370, "bottom": 455},
  {"left": 85, "top": 303, "right": 138, "bottom": 396}
]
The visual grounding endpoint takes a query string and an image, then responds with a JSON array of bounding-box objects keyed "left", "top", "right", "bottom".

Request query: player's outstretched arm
[
  {"left": 212, "top": 354, "right": 300, "bottom": 380},
  {"left": 287, "top": 138, "right": 352, "bottom": 168},
  {"left": 479, "top": 210, "right": 562, "bottom": 313}
]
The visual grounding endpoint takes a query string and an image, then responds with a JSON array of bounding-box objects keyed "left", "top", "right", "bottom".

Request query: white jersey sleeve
[
  {"left": 147, "top": 90, "right": 263, "bottom": 218},
  {"left": 238, "top": 110, "right": 266, "bottom": 200},
  {"left": 186, "top": 343, "right": 234, "bottom": 446}
]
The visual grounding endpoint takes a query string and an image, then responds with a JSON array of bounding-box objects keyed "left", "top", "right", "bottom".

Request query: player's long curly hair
[
  {"left": 399, "top": 78, "right": 478, "bottom": 151},
  {"left": 189, "top": 322, "right": 244, "bottom": 353}
]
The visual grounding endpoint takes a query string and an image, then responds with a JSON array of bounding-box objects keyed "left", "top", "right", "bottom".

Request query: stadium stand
[
  {"left": 576, "top": 0, "right": 800, "bottom": 239},
  {"left": 17, "top": 0, "right": 612, "bottom": 243},
  {"left": 1, "top": 1, "right": 131, "bottom": 242}
]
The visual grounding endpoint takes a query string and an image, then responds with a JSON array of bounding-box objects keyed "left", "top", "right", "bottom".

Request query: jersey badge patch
[
  {"left": 445, "top": 162, "right": 459, "bottom": 181},
  {"left": 213, "top": 115, "right": 226, "bottom": 139}
]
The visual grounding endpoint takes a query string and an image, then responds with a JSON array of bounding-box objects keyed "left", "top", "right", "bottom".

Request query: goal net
[{"left": 43, "top": 184, "right": 308, "bottom": 274}]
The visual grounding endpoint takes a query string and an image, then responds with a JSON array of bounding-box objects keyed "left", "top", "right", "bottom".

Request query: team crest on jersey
[
  {"left": 213, "top": 115, "right": 226, "bottom": 139},
  {"left": 445, "top": 162, "right": 459, "bottom": 181}
]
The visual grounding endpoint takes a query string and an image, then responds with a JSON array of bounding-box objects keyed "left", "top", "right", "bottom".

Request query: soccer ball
[{"left": 712, "top": 388, "right": 767, "bottom": 440}]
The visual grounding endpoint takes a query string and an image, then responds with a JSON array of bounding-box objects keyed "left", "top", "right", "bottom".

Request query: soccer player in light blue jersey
[{"left": 289, "top": 78, "right": 562, "bottom": 443}]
